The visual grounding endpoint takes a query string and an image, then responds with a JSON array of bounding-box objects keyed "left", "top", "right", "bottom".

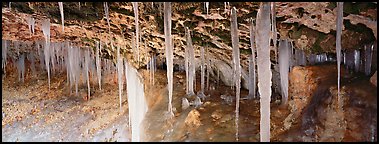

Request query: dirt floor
[{"left": 2, "top": 64, "right": 377, "bottom": 142}]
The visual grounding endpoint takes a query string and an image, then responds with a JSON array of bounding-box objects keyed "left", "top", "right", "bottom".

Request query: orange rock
[{"left": 370, "top": 71, "right": 377, "bottom": 87}]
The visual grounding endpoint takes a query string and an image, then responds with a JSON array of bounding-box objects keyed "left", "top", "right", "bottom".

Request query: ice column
[{"left": 256, "top": 3, "right": 271, "bottom": 142}]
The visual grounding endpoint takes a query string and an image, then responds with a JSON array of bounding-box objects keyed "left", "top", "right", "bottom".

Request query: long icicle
[
  {"left": 256, "top": 3, "right": 271, "bottom": 142},
  {"left": 185, "top": 27, "right": 196, "bottom": 96},
  {"left": 248, "top": 18, "right": 257, "bottom": 99},
  {"left": 85, "top": 48, "right": 90, "bottom": 100},
  {"left": 117, "top": 44, "right": 123, "bottom": 111},
  {"left": 58, "top": 2, "right": 64, "bottom": 33},
  {"left": 132, "top": 2, "right": 140, "bottom": 66},
  {"left": 271, "top": 2, "right": 277, "bottom": 61},
  {"left": 96, "top": 41, "right": 102, "bottom": 90},
  {"left": 336, "top": 2, "right": 343, "bottom": 104},
  {"left": 278, "top": 39, "right": 290, "bottom": 105},
  {"left": 42, "top": 19, "right": 51, "bottom": 90},
  {"left": 164, "top": 2, "right": 174, "bottom": 117},
  {"left": 230, "top": 7, "right": 241, "bottom": 141}
]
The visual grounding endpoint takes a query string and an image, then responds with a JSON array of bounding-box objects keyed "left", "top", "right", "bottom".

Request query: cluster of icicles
[
  {"left": 1, "top": 38, "right": 148, "bottom": 142},
  {"left": 3, "top": 2, "right": 375, "bottom": 142}
]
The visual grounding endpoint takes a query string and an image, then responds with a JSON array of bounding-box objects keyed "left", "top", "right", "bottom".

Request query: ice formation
[
  {"left": 185, "top": 27, "right": 196, "bottom": 96},
  {"left": 336, "top": 2, "right": 343, "bottom": 100},
  {"left": 42, "top": 19, "right": 51, "bottom": 89},
  {"left": 58, "top": 2, "right": 64, "bottom": 32},
  {"left": 255, "top": 3, "right": 271, "bottom": 142},
  {"left": 278, "top": 39, "right": 290, "bottom": 105},
  {"left": 164, "top": 2, "right": 174, "bottom": 117},
  {"left": 230, "top": 7, "right": 241, "bottom": 141},
  {"left": 125, "top": 60, "right": 148, "bottom": 142},
  {"left": 248, "top": 18, "right": 256, "bottom": 99},
  {"left": 132, "top": 2, "right": 140, "bottom": 64}
]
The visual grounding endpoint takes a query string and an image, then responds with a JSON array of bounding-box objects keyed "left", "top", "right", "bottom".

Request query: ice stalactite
[
  {"left": 205, "top": 2, "right": 209, "bottom": 16},
  {"left": 132, "top": 2, "right": 140, "bottom": 65},
  {"left": 2, "top": 40, "right": 7, "bottom": 73},
  {"left": 185, "top": 27, "right": 196, "bottom": 96},
  {"left": 132, "top": 33, "right": 138, "bottom": 63},
  {"left": 96, "top": 41, "right": 102, "bottom": 90},
  {"left": 248, "top": 18, "right": 256, "bottom": 99},
  {"left": 224, "top": 2, "right": 227, "bottom": 13},
  {"left": 117, "top": 44, "right": 123, "bottom": 111},
  {"left": 78, "top": 2, "right": 80, "bottom": 10},
  {"left": 198, "top": 46, "right": 206, "bottom": 98},
  {"left": 206, "top": 46, "right": 210, "bottom": 91},
  {"left": 28, "top": 52, "right": 36, "bottom": 77},
  {"left": 271, "top": 2, "right": 278, "bottom": 61},
  {"left": 336, "top": 2, "right": 343, "bottom": 101},
  {"left": 50, "top": 44, "right": 56, "bottom": 76},
  {"left": 42, "top": 19, "right": 51, "bottom": 89},
  {"left": 185, "top": 34, "right": 190, "bottom": 94},
  {"left": 125, "top": 60, "right": 148, "bottom": 142},
  {"left": 230, "top": 7, "right": 241, "bottom": 141},
  {"left": 278, "top": 39, "right": 290, "bottom": 105},
  {"left": 256, "top": 3, "right": 271, "bottom": 142},
  {"left": 164, "top": 2, "right": 174, "bottom": 118},
  {"left": 9, "top": 2, "right": 11, "bottom": 10},
  {"left": 104, "top": 2, "right": 111, "bottom": 35},
  {"left": 354, "top": 50, "right": 360, "bottom": 73},
  {"left": 150, "top": 54, "right": 155, "bottom": 86},
  {"left": 85, "top": 49, "right": 90, "bottom": 100},
  {"left": 27, "top": 16, "right": 34, "bottom": 35},
  {"left": 364, "top": 44, "right": 374, "bottom": 76},
  {"left": 17, "top": 54, "right": 25, "bottom": 82},
  {"left": 58, "top": 2, "right": 64, "bottom": 33}
]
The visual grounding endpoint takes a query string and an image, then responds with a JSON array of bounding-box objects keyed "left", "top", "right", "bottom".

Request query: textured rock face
[
  {"left": 1, "top": 2, "right": 377, "bottom": 87},
  {"left": 284, "top": 64, "right": 348, "bottom": 130}
]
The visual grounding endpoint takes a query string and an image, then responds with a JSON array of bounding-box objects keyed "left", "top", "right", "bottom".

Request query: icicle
[
  {"left": 78, "top": 2, "right": 81, "bottom": 10},
  {"left": 248, "top": 18, "right": 256, "bottom": 99},
  {"left": 58, "top": 2, "right": 64, "bottom": 33},
  {"left": 116, "top": 44, "right": 123, "bottom": 111},
  {"left": 50, "top": 43, "right": 56, "bottom": 76},
  {"left": 28, "top": 52, "right": 36, "bottom": 77},
  {"left": 17, "top": 54, "right": 26, "bottom": 82},
  {"left": 364, "top": 44, "right": 373, "bottom": 76},
  {"left": 224, "top": 2, "right": 227, "bottom": 13},
  {"left": 27, "top": 16, "right": 33, "bottom": 35},
  {"left": 256, "top": 3, "right": 271, "bottom": 142},
  {"left": 206, "top": 2, "right": 209, "bottom": 16},
  {"left": 164, "top": 2, "right": 174, "bottom": 118},
  {"left": 132, "top": 2, "right": 140, "bottom": 65},
  {"left": 185, "top": 36, "right": 189, "bottom": 95},
  {"left": 278, "top": 39, "right": 290, "bottom": 105},
  {"left": 104, "top": 2, "right": 111, "bottom": 35},
  {"left": 125, "top": 60, "right": 148, "bottom": 142},
  {"left": 185, "top": 27, "right": 196, "bottom": 96},
  {"left": 206, "top": 46, "right": 210, "bottom": 91},
  {"left": 271, "top": 2, "right": 278, "bottom": 61},
  {"left": 354, "top": 50, "right": 360, "bottom": 73},
  {"left": 2, "top": 40, "right": 7, "bottom": 73},
  {"left": 132, "top": 33, "right": 138, "bottom": 62},
  {"left": 85, "top": 49, "right": 91, "bottom": 100},
  {"left": 96, "top": 41, "right": 102, "bottom": 90},
  {"left": 9, "top": 2, "right": 11, "bottom": 10},
  {"left": 336, "top": 2, "right": 343, "bottom": 101},
  {"left": 42, "top": 19, "right": 51, "bottom": 89},
  {"left": 231, "top": 7, "right": 241, "bottom": 141},
  {"left": 198, "top": 46, "right": 206, "bottom": 98}
]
